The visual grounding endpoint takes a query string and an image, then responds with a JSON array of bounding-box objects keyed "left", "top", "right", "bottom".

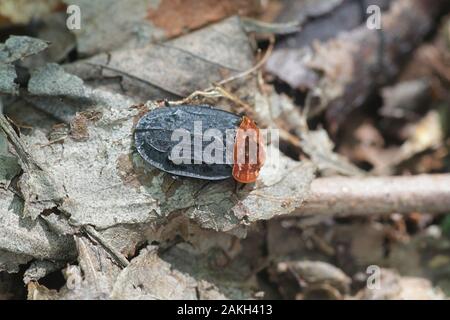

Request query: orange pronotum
[{"left": 232, "top": 116, "right": 265, "bottom": 183}]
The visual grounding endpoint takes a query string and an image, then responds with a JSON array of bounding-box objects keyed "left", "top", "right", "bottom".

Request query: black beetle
[{"left": 134, "top": 104, "right": 265, "bottom": 182}]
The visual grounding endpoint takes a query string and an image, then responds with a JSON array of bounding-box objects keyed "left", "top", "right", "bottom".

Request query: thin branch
[
  {"left": 171, "top": 36, "right": 275, "bottom": 106},
  {"left": 0, "top": 113, "right": 38, "bottom": 171},
  {"left": 83, "top": 225, "right": 130, "bottom": 268},
  {"left": 216, "top": 35, "right": 275, "bottom": 87},
  {"left": 290, "top": 174, "right": 450, "bottom": 217}
]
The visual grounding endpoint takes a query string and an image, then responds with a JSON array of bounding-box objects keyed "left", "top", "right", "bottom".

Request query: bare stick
[
  {"left": 290, "top": 174, "right": 450, "bottom": 217},
  {"left": 83, "top": 225, "right": 129, "bottom": 268},
  {"left": 216, "top": 35, "right": 275, "bottom": 87},
  {"left": 171, "top": 36, "right": 275, "bottom": 106}
]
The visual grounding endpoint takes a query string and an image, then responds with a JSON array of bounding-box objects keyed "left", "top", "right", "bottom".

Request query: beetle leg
[
  {"left": 233, "top": 179, "right": 239, "bottom": 194},
  {"left": 232, "top": 180, "right": 247, "bottom": 195}
]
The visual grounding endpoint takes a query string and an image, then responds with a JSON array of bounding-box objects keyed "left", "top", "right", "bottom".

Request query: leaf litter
[
  {"left": 0, "top": 16, "right": 316, "bottom": 299},
  {"left": 1, "top": 1, "right": 449, "bottom": 300}
]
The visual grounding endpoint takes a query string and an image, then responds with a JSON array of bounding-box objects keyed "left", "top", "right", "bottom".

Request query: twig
[
  {"left": 83, "top": 225, "right": 130, "bottom": 268},
  {"left": 289, "top": 174, "right": 450, "bottom": 217},
  {"left": 171, "top": 36, "right": 275, "bottom": 106},
  {"left": 0, "top": 113, "right": 41, "bottom": 172},
  {"left": 241, "top": 18, "right": 301, "bottom": 35},
  {"left": 216, "top": 35, "right": 275, "bottom": 87},
  {"left": 170, "top": 89, "right": 223, "bottom": 105}
]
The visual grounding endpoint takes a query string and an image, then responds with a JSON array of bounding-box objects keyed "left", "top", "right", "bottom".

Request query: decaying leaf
[
  {"left": 0, "top": 250, "right": 31, "bottom": 274},
  {"left": 0, "top": 36, "right": 49, "bottom": 64},
  {"left": 0, "top": 188, "right": 76, "bottom": 273},
  {"left": 63, "top": 0, "right": 261, "bottom": 56},
  {"left": 29, "top": 239, "right": 254, "bottom": 300},
  {"left": 0, "top": 36, "right": 49, "bottom": 95},
  {"left": 62, "top": 0, "right": 160, "bottom": 56},
  {"left": 65, "top": 16, "right": 254, "bottom": 101},
  {"left": 0, "top": 131, "right": 20, "bottom": 189},
  {"left": 264, "top": 91, "right": 363, "bottom": 176},
  {"left": 0, "top": 64, "right": 18, "bottom": 95},
  {"left": 28, "top": 237, "right": 121, "bottom": 300},
  {"left": 28, "top": 63, "right": 89, "bottom": 98},
  {"left": 0, "top": 113, "right": 65, "bottom": 219},
  {"left": 23, "top": 260, "right": 65, "bottom": 284},
  {"left": 146, "top": 0, "right": 261, "bottom": 38},
  {"left": 1, "top": 26, "right": 314, "bottom": 287},
  {"left": 111, "top": 246, "right": 200, "bottom": 300},
  {"left": 275, "top": 260, "right": 351, "bottom": 299},
  {"left": 300, "top": 128, "right": 365, "bottom": 176}
]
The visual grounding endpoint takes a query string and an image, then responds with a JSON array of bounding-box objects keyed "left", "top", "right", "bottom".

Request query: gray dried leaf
[
  {"left": 2, "top": 99, "right": 59, "bottom": 132},
  {"left": 277, "top": 260, "right": 351, "bottom": 295},
  {"left": 28, "top": 63, "right": 90, "bottom": 98},
  {"left": 23, "top": 260, "right": 65, "bottom": 284},
  {"left": 63, "top": 0, "right": 259, "bottom": 57},
  {"left": 24, "top": 107, "right": 160, "bottom": 229},
  {"left": 26, "top": 88, "right": 135, "bottom": 123},
  {"left": 0, "top": 36, "right": 48, "bottom": 64},
  {"left": 18, "top": 168, "right": 65, "bottom": 220},
  {"left": 0, "top": 64, "right": 18, "bottom": 95},
  {"left": 67, "top": 16, "right": 254, "bottom": 99},
  {"left": 300, "top": 128, "right": 365, "bottom": 176},
  {"left": 0, "top": 188, "right": 76, "bottom": 273},
  {"left": 265, "top": 46, "right": 320, "bottom": 91},
  {"left": 63, "top": 0, "right": 165, "bottom": 56},
  {"left": 265, "top": 92, "right": 362, "bottom": 176},
  {"left": 111, "top": 246, "right": 199, "bottom": 300},
  {"left": 40, "top": 213, "right": 76, "bottom": 236},
  {"left": 118, "top": 241, "right": 257, "bottom": 300},
  {"left": 96, "top": 224, "right": 152, "bottom": 258},
  {"left": 160, "top": 243, "right": 255, "bottom": 299},
  {"left": 277, "top": 0, "right": 343, "bottom": 24},
  {"left": 274, "top": 0, "right": 344, "bottom": 29},
  {"left": 0, "top": 131, "right": 21, "bottom": 189},
  {"left": 98, "top": 214, "right": 244, "bottom": 262},
  {"left": 0, "top": 249, "right": 32, "bottom": 274},
  {"left": 0, "top": 114, "right": 65, "bottom": 219},
  {"left": 30, "top": 242, "right": 246, "bottom": 300},
  {"left": 28, "top": 237, "right": 121, "bottom": 300}
]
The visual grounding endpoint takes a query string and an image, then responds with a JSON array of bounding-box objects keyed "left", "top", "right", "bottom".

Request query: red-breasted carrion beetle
[{"left": 134, "top": 104, "right": 265, "bottom": 183}]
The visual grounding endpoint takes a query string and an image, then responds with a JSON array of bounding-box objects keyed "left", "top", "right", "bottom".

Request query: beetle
[{"left": 134, "top": 104, "right": 265, "bottom": 183}]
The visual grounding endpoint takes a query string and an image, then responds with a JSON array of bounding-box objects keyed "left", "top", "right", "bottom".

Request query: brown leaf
[{"left": 146, "top": 0, "right": 261, "bottom": 38}]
